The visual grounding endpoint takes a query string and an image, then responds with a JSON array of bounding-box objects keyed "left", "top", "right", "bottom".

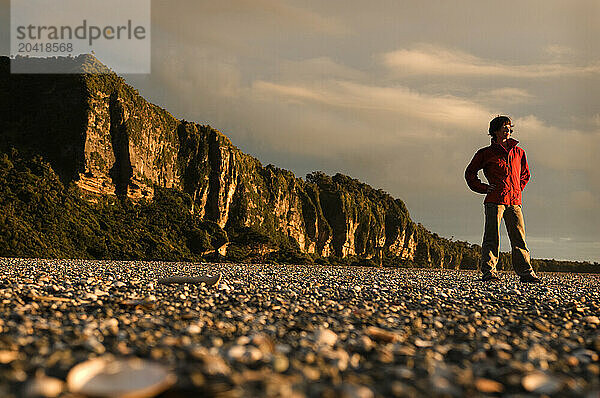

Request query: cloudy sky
[{"left": 3, "top": 1, "right": 599, "bottom": 261}]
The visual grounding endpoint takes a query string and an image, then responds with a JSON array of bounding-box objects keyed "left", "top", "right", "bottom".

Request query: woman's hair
[{"left": 488, "top": 115, "right": 512, "bottom": 139}]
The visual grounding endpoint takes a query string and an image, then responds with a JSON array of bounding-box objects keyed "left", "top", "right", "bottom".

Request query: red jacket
[{"left": 465, "top": 138, "right": 530, "bottom": 205}]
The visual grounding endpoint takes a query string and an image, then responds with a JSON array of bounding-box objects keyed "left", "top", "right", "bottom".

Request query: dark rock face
[{"left": 1, "top": 56, "right": 459, "bottom": 264}]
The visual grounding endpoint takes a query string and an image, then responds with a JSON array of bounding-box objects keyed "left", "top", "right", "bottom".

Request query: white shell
[{"left": 67, "top": 356, "right": 176, "bottom": 398}]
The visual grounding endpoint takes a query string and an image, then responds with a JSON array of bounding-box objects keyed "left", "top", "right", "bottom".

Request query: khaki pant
[{"left": 480, "top": 203, "right": 535, "bottom": 277}]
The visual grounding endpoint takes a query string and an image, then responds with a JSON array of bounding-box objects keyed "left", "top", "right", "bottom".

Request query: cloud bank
[{"left": 383, "top": 44, "right": 600, "bottom": 77}]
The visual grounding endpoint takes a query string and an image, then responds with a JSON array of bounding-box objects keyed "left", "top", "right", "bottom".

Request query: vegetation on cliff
[{"left": 0, "top": 149, "right": 217, "bottom": 261}]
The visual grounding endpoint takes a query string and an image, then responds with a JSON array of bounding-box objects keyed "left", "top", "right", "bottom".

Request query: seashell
[{"left": 67, "top": 356, "right": 176, "bottom": 398}]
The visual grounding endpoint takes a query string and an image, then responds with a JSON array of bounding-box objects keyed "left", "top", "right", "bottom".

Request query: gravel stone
[{"left": 0, "top": 258, "right": 599, "bottom": 397}]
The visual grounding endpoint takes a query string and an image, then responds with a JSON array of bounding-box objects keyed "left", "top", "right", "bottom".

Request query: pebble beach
[{"left": 1, "top": 258, "right": 599, "bottom": 397}]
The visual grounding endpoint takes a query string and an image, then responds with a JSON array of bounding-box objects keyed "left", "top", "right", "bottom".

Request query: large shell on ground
[{"left": 67, "top": 356, "right": 176, "bottom": 398}]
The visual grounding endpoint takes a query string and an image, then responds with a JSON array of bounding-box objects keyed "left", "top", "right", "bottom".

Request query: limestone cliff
[{"left": 1, "top": 55, "right": 462, "bottom": 266}]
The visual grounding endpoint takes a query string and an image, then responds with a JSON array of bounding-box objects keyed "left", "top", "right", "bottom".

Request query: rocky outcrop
[
  {"left": 1, "top": 55, "right": 462, "bottom": 265},
  {"left": 80, "top": 74, "right": 181, "bottom": 199}
]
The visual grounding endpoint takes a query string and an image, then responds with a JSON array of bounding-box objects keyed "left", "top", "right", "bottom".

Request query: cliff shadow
[
  {"left": 108, "top": 92, "right": 133, "bottom": 197},
  {"left": 1, "top": 59, "right": 88, "bottom": 183}
]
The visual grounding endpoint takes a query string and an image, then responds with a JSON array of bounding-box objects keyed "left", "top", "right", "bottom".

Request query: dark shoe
[
  {"left": 481, "top": 274, "right": 500, "bottom": 282},
  {"left": 520, "top": 274, "right": 541, "bottom": 283}
]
